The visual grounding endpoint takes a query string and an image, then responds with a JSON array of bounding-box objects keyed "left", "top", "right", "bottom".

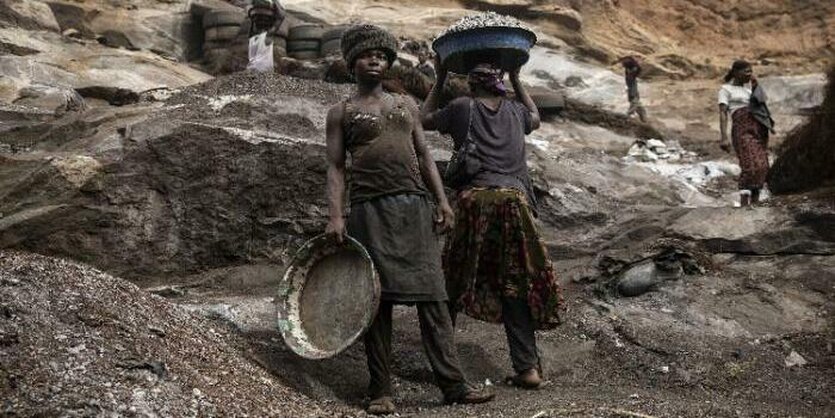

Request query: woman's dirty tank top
[{"left": 343, "top": 93, "right": 428, "bottom": 204}]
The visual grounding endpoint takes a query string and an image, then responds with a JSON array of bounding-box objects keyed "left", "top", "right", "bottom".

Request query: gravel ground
[
  {"left": 168, "top": 71, "right": 355, "bottom": 108},
  {"left": 0, "top": 251, "right": 351, "bottom": 417}
]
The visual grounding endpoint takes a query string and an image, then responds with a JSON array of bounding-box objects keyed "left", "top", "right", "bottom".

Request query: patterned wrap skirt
[
  {"left": 732, "top": 108, "right": 770, "bottom": 190},
  {"left": 443, "top": 188, "right": 564, "bottom": 329}
]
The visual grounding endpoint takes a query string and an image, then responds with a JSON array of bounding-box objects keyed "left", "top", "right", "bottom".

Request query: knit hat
[{"left": 341, "top": 25, "right": 398, "bottom": 70}]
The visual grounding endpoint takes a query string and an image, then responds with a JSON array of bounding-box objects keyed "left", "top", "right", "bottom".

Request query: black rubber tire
[
  {"left": 205, "top": 26, "right": 242, "bottom": 42},
  {"left": 203, "top": 10, "right": 244, "bottom": 29},
  {"left": 271, "top": 35, "right": 287, "bottom": 57},
  {"left": 532, "top": 92, "right": 566, "bottom": 110},
  {"left": 203, "top": 40, "right": 229, "bottom": 52},
  {"left": 204, "top": 37, "right": 246, "bottom": 53},
  {"left": 287, "top": 40, "right": 319, "bottom": 52},
  {"left": 320, "top": 38, "right": 341, "bottom": 56},
  {"left": 289, "top": 50, "right": 320, "bottom": 60},
  {"left": 203, "top": 39, "right": 236, "bottom": 52},
  {"left": 288, "top": 24, "right": 325, "bottom": 41},
  {"left": 270, "top": 35, "right": 287, "bottom": 49},
  {"left": 322, "top": 25, "right": 349, "bottom": 42}
]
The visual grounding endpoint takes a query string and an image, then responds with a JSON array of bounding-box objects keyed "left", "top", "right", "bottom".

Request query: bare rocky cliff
[{"left": 453, "top": 0, "right": 835, "bottom": 77}]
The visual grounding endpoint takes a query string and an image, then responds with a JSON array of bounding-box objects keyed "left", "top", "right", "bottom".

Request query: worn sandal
[
  {"left": 366, "top": 396, "right": 395, "bottom": 415},
  {"left": 443, "top": 387, "right": 495, "bottom": 405}
]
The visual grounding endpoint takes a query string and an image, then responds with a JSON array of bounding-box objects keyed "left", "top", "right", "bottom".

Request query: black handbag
[{"left": 444, "top": 99, "right": 481, "bottom": 188}]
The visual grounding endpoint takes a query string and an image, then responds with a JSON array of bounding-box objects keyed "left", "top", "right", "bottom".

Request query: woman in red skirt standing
[{"left": 718, "top": 60, "right": 775, "bottom": 206}]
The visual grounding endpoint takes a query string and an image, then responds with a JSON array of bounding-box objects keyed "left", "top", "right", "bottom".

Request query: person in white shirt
[{"left": 718, "top": 60, "right": 771, "bottom": 206}]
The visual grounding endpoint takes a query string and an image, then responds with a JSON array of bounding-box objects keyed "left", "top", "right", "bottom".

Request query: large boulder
[
  {"left": 769, "top": 67, "right": 835, "bottom": 194},
  {"left": 0, "top": 0, "right": 60, "bottom": 32},
  {"left": 0, "top": 73, "right": 352, "bottom": 280}
]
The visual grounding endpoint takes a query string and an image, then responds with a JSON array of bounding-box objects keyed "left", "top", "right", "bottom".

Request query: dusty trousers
[
  {"left": 501, "top": 298, "right": 540, "bottom": 373},
  {"left": 364, "top": 301, "right": 469, "bottom": 399},
  {"left": 450, "top": 297, "right": 540, "bottom": 374}
]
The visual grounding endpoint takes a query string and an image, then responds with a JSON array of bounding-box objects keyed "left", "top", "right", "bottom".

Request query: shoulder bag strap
[{"left": 464, "top": 98, "right": 475, "bottom": 148}]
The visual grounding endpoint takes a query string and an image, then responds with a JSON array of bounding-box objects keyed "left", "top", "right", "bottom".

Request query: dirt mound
[
  {"left": 769, "top": 66, "right": 835, "bottom": 194},
  {"left": 0, "top": 251, "right": 337, "bottom": 417}
]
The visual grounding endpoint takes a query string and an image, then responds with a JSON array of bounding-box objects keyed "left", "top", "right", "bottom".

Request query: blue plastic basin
[{"left": 432, "top": 26, "right": 537, "bottom": 74}]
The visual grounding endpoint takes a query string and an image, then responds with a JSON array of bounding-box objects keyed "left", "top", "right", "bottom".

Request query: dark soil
[{"left": 243, "top": 273, "right": 835, "bottom": 418}]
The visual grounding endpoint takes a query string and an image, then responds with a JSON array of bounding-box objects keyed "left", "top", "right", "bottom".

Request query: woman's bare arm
[{"left": 325, "top": 104, "right": 347, "bottom": 242}]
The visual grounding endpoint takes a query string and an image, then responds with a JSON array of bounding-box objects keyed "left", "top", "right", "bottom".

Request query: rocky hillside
[
  {"left": 1, "top": 72, "right": 350, "bottom": 280},
  {"left": 1, "top": 1, "right": 833, "bottom": 417},
  {"left": 283, "top": 0, "right": 835, "bottom": 78}
]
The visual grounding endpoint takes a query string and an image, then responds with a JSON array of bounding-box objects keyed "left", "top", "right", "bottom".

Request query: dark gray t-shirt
[{"left": 434, "top": 97, "right": 534, "bottom": 198}]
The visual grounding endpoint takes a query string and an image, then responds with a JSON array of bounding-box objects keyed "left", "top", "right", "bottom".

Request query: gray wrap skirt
[{"left": 348, "top": 193, "right": 447, "bottom": 302}]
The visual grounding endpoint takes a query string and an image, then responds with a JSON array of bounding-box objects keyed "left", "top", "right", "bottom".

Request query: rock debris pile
[
  {"left": 623, "top": 139, "right": 697, "bottom": 163},
  {"left": 0, "top": 251, "right": 345, "bottom": 417}
]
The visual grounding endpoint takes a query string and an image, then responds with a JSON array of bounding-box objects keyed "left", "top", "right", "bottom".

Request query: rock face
[
  {"left": 769, "top": 66, "right": 835, "bottom": 194},
  {"left": 0, "top": 0, "right": 60, "bottom": 32},
  {"left": 1, "top": 72, "right": 352, "bottom": 280},
  {"left": 0, "top": 0, "right": 221, "bottom": 110},
  {"left": 572, "top": 0, "right": 835, "bottom": 76}
]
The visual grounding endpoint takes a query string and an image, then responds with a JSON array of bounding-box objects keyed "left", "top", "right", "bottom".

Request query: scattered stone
[
  {"left": 75, "top": 86, "right": 140, "bottom": 106},
  {"left": 148, "top": 325, "right": 166, "bottom": 338},
  {"left": 148, "top": 285, "right": 187, "bottom": 298},
  {"left": 784, "top": 351, "right": 808, "bottom": 368},
  {"left": 62, "top": 28, "right": 82, "bottom": 38},
  {"left": 436, "top": 11, "right": 533, "bottom": 39},
  {"left": 646, "top": 139, "right": 666, "bottom": 151},
  {"left": 624, "top": 138, "right": 698, "bottom": 163},
  {"left": 118, "top": 360, "right": 168, "bottom": 379},
  {"left": 0, "top": 330, "right": 20, "bottom": 346},
  {"left": 96, "top": 30, "right": 139, "bottom": 51},
  {"left": 617, "top": 261, "right": 659, "bottom": 297},
  {"left": 12, "top": 84, "right": 87, "bottom": 114},
  {"left": 564, "top": 75, "right": 586, "bottom": 87}
]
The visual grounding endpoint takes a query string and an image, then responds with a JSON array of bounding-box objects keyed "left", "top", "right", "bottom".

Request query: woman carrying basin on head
[
  {"left": 718, "top": 60, "right": 775, "bottom": 207},
  {"left": 421, "top": 57, "right": 564, "bottom": 390}
]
